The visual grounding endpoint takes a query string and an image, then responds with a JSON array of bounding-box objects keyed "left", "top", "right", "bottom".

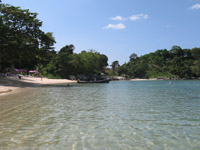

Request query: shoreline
[
  {"left": 130, "top": 78, "right": 200, "bottom": 81},
  {"left": 130, "top": 78, "right": 158, "bottom": 81},
  {"left": 0, "top": 76, "right": 76, "bottom": 96},
  {"left": 2, "top": 77, "right": 199, "bottom": 96},
  {"left": 0, "top": 88, "right": 13, "bottom": 94}
]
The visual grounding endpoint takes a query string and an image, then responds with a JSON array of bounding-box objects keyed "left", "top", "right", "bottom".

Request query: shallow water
[{"left": 0, "top": 80, "right": 200, "bottom": 149}]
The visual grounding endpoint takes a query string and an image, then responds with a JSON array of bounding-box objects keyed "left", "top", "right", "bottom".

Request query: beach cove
[
  {"left": 0, "top": 80, "right": 200, "bottom": 149},
  {"left": 0, "top": 77, "right": 158, "bottom": 96},
  {"left": 0, "top": 76, "right": 76, "bottom": 96}
]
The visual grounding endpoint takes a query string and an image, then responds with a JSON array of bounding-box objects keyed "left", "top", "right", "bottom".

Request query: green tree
[
  {"left": 44, "top": 47, "right": 109, "bottom": 79},
  {"left": 59, "top": 44, "right": 74, "bottom": 55},
  {"left": 118, "top": 46, "right": 200, "bottom": 79},
  {"left": 45, "top": 45, "right": 75, "bottom": 78},
  {"left": 0, "top": 3, "right": 55, "bottom": 71},
  {"left": 111, "top": 60, "right": 120, "bottom": 75},
  {"left": 99, "top": 54, "right": 108, "bottom": 71},
  {"left": 129, "top": 53, "right": 138, "bottom": 61}
]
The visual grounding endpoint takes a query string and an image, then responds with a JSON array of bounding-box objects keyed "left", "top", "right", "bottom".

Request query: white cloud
[
  {"left": 104, "top": 14, "right": 148, "bottom": 30},
  {"left": 129, "top": 14, "right": 148, "bottom": 21},
  {"left": 103, "top": 23, "right": 126, "bottom": 29},
  {"left": 111, "top": 16, "right": 126, "bottom": 21},
  {"left": 190, "top": 4, "right": 200, "bottom": 9}
]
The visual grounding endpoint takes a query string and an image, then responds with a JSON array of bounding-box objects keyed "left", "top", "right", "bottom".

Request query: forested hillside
[{"left": 116, "top": 46, "right": 200, "bottom": 79}]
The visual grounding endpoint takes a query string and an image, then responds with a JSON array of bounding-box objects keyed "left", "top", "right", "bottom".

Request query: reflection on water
[{"left": 0, "top": 81, "right": 200, "bottom": 149}]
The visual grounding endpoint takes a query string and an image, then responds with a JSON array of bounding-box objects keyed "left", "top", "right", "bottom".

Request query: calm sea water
[{"left": 0, "top": 80, "right": 200, "bottom": 150}]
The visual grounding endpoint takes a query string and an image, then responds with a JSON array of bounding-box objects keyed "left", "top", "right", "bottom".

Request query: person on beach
[{"left": 18, "top": 74, "right": 21, "bottom": 79}]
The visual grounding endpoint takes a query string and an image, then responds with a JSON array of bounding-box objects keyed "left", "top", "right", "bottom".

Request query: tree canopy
[
  {"left": 0, "top": 2, "right": 109, "bottom": 79},
  {"left": 0, "top": 3, "right": 55, "bottom": 71},
  {"left": 116, "top": 46, "right": 200, "bottom": 79},
  {"left": 44, "top": 47, "right": 108, "bottom": 79}
]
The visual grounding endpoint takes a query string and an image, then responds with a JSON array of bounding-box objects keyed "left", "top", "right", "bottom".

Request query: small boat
[{"left": 77, "top": 79, "right": 111, "bottom": 83}]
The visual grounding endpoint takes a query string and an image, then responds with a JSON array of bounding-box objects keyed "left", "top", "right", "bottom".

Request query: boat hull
[{"left": 77, "top": 79, "right": 111, "bottom": 83}]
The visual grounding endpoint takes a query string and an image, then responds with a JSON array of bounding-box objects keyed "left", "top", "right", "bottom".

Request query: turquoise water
[{"left": 0, "top": 80, "right": 200, "bottom": 149}]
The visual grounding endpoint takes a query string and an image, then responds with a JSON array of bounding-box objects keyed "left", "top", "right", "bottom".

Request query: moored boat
[{"left": 77, "top": 79, "right": 111, "bottom": 83}]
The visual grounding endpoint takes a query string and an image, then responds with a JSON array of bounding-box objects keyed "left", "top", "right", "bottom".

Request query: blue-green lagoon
[{"left": 0, "top": 80, "right": 200, "bottom": 149}]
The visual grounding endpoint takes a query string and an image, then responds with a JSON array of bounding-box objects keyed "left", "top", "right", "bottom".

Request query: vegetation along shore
[{"left": 1, "top": 1, "right": 200, "bottom": 94}]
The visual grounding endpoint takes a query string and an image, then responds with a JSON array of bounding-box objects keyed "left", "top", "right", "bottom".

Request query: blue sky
[{"left": 3, "top": 0, "right": 200, "bottom": 65}]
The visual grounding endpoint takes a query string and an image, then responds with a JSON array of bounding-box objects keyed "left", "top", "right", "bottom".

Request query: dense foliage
[
  {"left": 43, "top": 45, "right": 108, "bottom": 79},
  {"left": 0, "top": 2, "right": 108, "bottom": 79},
  {"left": 117, "top": 46, "right": 200, "bottom": 79},
  {"left": 0, "top": 3, "right": 56, "bottom": 71}
]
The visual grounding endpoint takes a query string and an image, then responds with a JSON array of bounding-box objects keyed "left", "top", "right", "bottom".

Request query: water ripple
[{"left": 0, "top": 81, "right": 200, "bottom": 149}]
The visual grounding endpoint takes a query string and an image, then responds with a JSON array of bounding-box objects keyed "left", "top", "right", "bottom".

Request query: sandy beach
[
  {"left": 0, "top": 76, "right": 76, "bottom": 96},
  {"left": 130, "top": 78, "right": 158, "bottom": 81},
  {"left": 0, "top": 77, "right": 160, "bottom": 96}
]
